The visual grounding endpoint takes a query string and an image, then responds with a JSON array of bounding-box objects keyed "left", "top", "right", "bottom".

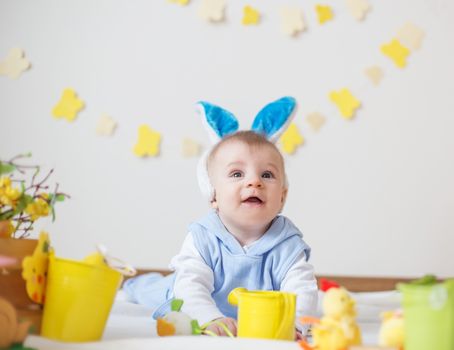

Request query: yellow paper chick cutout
[
  {"left": 198, "top": 0, "right": 226, "bottom": 22},
  {"left": 0, "top": 48, "right": 31, "bottom": 79},
  {"left": 396, "top": 22, "right": 424, "bottom": 51},
  {"left": 52, "top": 88, "right": 85, "bottom": 122},
  {"left": 168, "top": 0, "right": 190, "bottom": 6},
  {"left": 242, "top": 5, "right": 260, "bottom": 25},
  {"left": 365, "top": 66, "right": 384, "bottom": 86},
  {"left": 381, "top": 39, "right": 410, "bottom": 69},
  {"left": 133, "top": 125, "right": 161, "bottom": 157},
  {"left": 280, "top": 123, "right": 304, "bottom": 155},
  {"left": 280, "top": 6, "right": 306, "bottom": 37},
  {"left": 182, "top": 138, "right": 202, "bottom": 157},
  {"left": 316, "top": 5, "right": 334, "bottom": 25},
  {"left": 306, "top": 112, "right": 326, "bottom": 132},
  {"left": 22, "top": 231, "right": 51, "bottom": 305},
  {"left": 329, "top": 88, "right": 361, "bottom": 119},
  {"left": 96, "top": 114, "right": 117, "bottom": 136},
  {"left": 345, "top": 0, "right": 371, "bottom": 21}
]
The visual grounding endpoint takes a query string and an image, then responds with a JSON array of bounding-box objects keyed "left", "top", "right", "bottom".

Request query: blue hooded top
[
  {"left": 124, "top": 210, "right": 311, "bottom": 320},
  {"left": 189, "top": 210, "right": 311, "bottom": 318}
]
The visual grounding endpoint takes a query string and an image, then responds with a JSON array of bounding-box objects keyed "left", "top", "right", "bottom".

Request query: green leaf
[
  {"left": 55, "top": 194, "right": 66, "bottom": 202},
  {"left": 0, "top": 162, "right": 16, "bottom": 175},
  {"left": 0, "top": 211, "right": 14, "bottom": 220},
  {"left": 15, "top": 194, "right": 33, "bottom": 213}
]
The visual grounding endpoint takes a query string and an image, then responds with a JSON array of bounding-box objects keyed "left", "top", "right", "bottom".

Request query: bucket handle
[{"left": 96, "top": 245, "right": 136, "bottom": 276}]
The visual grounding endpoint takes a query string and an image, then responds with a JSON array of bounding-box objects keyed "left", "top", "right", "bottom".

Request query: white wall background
[{"left": 1, "top": 0, "right": 453, "bottom": 278}]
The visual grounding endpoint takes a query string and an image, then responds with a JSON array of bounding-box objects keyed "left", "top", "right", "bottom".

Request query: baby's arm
[
  {"left": 170, "top": 233, "right": 225, "bottom": 325},
  {"left": 280, "top": 252, "right": 318, "bottom": 335}
]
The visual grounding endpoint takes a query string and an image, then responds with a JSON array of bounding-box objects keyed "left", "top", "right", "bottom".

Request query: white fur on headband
[{"left": 196, "top": 97, "right": 297, "bottom": 201}]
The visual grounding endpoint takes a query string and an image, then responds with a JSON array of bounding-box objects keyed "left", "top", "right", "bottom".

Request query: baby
[
  {"left": 170, "top": 130, "right": 318, "bottom": 336},
  {"left": 124, "top": 97, "right": 318, "bottom": 337}
]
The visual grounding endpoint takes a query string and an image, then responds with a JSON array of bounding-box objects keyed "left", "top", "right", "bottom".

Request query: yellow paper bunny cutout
[
  {"left": 133, "top": 125, "right": 161, "bottom": 157},
  {"left": 52, "top": 88, "right": 85, "bottom": 122},
  {"left": 329, "top": 88, "right": 361, "bottom": 119},
  {"left": 316, "top": 5, "right": 334, "bottom": 24},
  {"left": 381, "top": 39, "right": 410, "bottom": 69},
  {"left": 280, "top": 123, "right": 304, "bottom": 154},
  {"left": 242, "top": 6, "right": 260, "bottom": 25}
]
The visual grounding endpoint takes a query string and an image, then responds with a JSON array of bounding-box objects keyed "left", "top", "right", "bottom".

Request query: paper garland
[
  {"left": 52, "top": 88, "right": 85, "bottom": 122},
  {"left": 198, "top": 0, "right": 226, "bottom": 22},
  {"left": 133, "top": 125, "right": 161, "bottom": 157},
  {"left": 364, "top": 66, "right": 384, "bottom": 86},
  {"left": 167, "top": 1, "right": 371, "bottom": 35},
  {"left": 279, "top": 7, "right": 307, "bottom": 36},
  {"left": 306, "top": 113, "right": 326, "bottom": 132},
  {"left": 345, "top": 0, "right": 371, "bottom": 21},
  {"left": 0, "top": 48, "right": 31, "bottom": 79},
  {"left": 242, "top": 6, "right": 260, "bottom": 26},
  {"left": 329, "top": 88, "right": 361, "bottom": 120},
  {"left": 182, "top": 138, "right": 202, "bottom": 157},
  {"left": 3, "top": 2, "right": 425, "bottom": 158},
  {"left": 280, "top": 123, "right": 305, "bottom": 155},
  {"left": 381, "top": 39, "right": 411, "bottom": 69},
  {"left": 316, "top": 5, "right": 334, "bottom": 25},
  {"left": 96, "top": 115, "right": 117, "bottom": 136}
]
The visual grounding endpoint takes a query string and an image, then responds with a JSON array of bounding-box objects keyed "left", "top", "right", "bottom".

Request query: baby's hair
[{"left": 207, "top": 130, "right": 287, "bottom": 185}]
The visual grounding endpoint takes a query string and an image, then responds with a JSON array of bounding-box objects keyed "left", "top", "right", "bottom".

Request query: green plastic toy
[{"left": 398, "top": 276, "right": 454, "bottom": 350}]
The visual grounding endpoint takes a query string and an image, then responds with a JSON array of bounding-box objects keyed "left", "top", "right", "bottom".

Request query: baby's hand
[{"left": 205, "top": 317, "right": 237, "bottom": 337}]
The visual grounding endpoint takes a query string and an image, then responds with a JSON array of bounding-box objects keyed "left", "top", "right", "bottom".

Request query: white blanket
[{"left": 25, "top": 290, "right": 401, "bottom": 349}]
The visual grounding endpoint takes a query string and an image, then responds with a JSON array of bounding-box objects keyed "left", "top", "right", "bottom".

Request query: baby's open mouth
[{"left": 243, "top": 196, "right": 263, "bottom": 204}]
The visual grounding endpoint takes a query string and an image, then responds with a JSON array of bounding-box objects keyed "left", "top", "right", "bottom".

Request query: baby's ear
[
  {"left": 251, "top": 96, "right": 297, "bottom": 143},
  {"left": 281, "top": 187, "right": 288, "bottom": 206},
  {"left": 210, "top": 193, "right": 218, "bottom": 209},
  {"left": 196, "top": 101, "right": 239, "bottom": 144}
]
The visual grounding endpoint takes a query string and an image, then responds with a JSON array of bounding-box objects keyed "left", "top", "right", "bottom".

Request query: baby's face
[{"left": 209, "top": 140, "right": 288, "bottom": 236}]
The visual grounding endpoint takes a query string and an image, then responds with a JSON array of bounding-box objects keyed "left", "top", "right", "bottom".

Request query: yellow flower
[
  {"left": 0, "top": 220, "right": 15, "bottom": 238},
  {"left": 0, "top": 177, "right": 21, "bottom": 207},
  {"left": 25, "top": 198, "right": 50, "bottom": 221},
  {"left": 0, "top": 186, "right": 21, "bottom": 207},
  {"left": 0, "top": 176, "right": 12, "bottom": 188}
]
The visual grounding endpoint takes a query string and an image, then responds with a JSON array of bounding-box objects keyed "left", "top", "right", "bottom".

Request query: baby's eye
[
  {"left": 262, "top": 171, "right": 274, "bottom": 179},
  {"left": 230, "top": 171, "right": 243, "bottom": 178}
]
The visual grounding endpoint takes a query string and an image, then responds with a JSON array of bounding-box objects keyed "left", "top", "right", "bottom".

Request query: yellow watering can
[{"left": 228, "top": 287, "right": 296, "bottom": 340}]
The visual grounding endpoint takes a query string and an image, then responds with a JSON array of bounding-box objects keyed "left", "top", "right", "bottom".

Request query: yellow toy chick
[
  {"left": 300, "top": 279, "right": 361, "bottom": 350},
  {"left": 379, "top": 310, "right": 404, "bottom": 350},
  {"left": 22, "top": 231, "right": 51, "bottom": 304}
]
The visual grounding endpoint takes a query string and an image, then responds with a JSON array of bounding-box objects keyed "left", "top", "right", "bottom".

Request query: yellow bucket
[
  {"left": 228, "top": 288, "right": 296, "bottom": 340},
  {"left": 41, "top": 252, "right": 122, "bottom": 342}
]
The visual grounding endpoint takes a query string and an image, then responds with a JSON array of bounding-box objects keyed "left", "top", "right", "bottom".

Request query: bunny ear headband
[{"left": 196, "top": 96, "right": 297, "bottom": 201}]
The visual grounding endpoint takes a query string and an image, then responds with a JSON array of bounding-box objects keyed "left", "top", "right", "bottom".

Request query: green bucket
[{"left": 398, "top": 278, "right": 454, "bottom": 350}]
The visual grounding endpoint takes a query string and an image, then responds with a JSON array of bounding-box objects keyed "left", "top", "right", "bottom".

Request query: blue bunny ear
[
  {"left": 196, "top": 101, "right": 239, "bottom": 144},
  {"left": 251, "top": 96, "right": 297, "bottom": 143}
]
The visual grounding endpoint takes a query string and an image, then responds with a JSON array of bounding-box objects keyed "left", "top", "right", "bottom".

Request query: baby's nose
[{"left": 247, "top": 175, "right": 262, "bottom": 187}]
